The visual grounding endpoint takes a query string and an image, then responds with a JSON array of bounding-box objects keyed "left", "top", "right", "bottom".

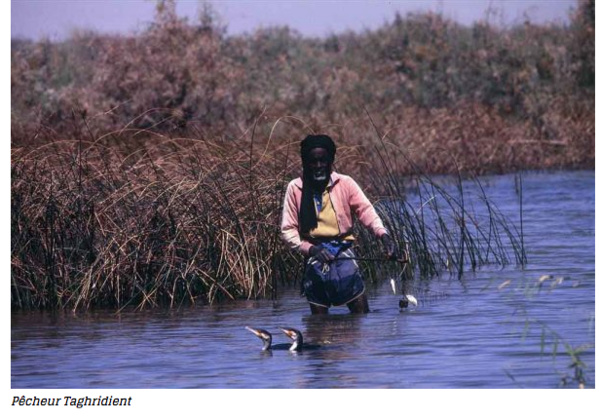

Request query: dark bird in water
[
  {"left": 245, "top": 326, "right": 320, "bottom": 352},
  {"left": 280, "top": 327, "right": 323, "bottom": 352},
  {"left": 245, "top": 326, "right": 298, "bottom": 351}
]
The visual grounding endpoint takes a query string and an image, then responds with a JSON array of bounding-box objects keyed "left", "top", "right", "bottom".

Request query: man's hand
[
  {"left": 381, "top": 234, "right": 397, "bottom": 260},
  {"left": 309, "top": 245, "right": 335, "bottom": 264}
]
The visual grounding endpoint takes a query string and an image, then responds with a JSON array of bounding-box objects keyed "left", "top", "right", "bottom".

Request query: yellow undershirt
[
  {"left": 309, "top": 188, "right": 356, "bottom": 241},
  {"left": 309, "top": 188, "right": 340, "bottom": 238}
]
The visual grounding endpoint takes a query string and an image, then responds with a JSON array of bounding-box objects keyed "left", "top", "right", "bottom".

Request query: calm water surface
[{"left": 11, "top": 171, "right": 595, "bottom": 388}]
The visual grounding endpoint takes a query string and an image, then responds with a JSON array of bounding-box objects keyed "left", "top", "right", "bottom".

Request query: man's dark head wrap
[
  {"left": 300, "top": 134, "right": 336, "bottom": 167},
  {"left": 299, "top": 134, "right": 336, "bottom": 235}
]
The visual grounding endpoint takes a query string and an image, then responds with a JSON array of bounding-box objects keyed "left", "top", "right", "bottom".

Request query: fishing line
[
  {"left": 334, "top": 249, "right": 410, "bottom": 264},
  {"left": 335, "top": 256, "right": 408, "bottom": 263}
]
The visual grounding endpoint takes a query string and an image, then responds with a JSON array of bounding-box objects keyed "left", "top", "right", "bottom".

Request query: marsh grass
[
  {"left": 12, "top": 110, "right": 528, "bottom": 311},
  {"left": 347, "top": 112, "right": 527, "bottom": 297},
  {"left": 518, "top": 293, "right": 593, "bottom": 388},
  {"left": 12, "top": 125, "right": 292, "bottom": 310}
]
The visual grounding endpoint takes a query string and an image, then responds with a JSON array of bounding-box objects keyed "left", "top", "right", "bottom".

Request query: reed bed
[
  {"left": 11, "top": 113, "right": 529, "bottom": 311},
  {"left": 11, "top": 128, "right": 295, "bottom": 310},
  {"left": 340, "top": 113, "right": 528, "bottom": 292}
]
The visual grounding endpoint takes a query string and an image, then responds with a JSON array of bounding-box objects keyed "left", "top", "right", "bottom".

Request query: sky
[{"left": 11, "top": 0, "right": 579, "bottom": 41}]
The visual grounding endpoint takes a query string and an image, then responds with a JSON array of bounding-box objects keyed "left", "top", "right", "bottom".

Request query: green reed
[{"left": 507, "top": 275, "right": 594, "bottom": 389}]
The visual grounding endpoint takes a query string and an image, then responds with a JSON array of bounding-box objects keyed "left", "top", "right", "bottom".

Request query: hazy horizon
[{"left": 11, "top": 0, "right": 578, "bottom": 41}]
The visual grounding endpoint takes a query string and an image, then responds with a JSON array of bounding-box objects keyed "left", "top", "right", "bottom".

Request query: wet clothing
[{"left": 302, "top": 243, "right": 365, "bottom": 307}]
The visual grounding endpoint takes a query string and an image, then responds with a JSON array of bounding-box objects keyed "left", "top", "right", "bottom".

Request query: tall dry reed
[
  {"left": 12, "top": 112, "right": 528, "bottom": 311},
  {"left": 11, "top": 122, "right": 296, "bottom": 310}
]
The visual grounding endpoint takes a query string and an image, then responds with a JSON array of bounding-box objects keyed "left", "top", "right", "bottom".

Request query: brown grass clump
[{"left": 11, "top": 124, "right": 302, "bottom": 310}]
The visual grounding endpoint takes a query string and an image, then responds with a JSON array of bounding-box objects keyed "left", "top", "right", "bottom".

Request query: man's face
[{"left": 307, "top": 147, "right": 332, "bottom": 183}]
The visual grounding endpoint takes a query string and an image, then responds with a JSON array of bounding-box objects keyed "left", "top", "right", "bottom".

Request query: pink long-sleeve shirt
[{"left": 280, "top": 171, "right": 388, "bottom": 256}]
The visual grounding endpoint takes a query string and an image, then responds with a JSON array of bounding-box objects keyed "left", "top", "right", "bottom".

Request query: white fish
[
  {"left": 405, "top": 294, "right": 418, "bottom": 306},
  {"left": 390, "top": 278, "right": 397, "bottom": 295},
  {"left": 399, "top": 294, "right": 418, "bottom": 310}
]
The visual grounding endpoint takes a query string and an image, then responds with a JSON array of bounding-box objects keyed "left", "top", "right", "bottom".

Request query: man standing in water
[{"left": 281, "top": 134, "right": 396, "bottom": 314}]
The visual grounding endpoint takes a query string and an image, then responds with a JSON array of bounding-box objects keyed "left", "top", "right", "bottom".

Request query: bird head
[
  {"left": 279, "top": 327, "right": 303, "bottom": 352},
  {"left": 245, "top": 326, "right": 272, "bottom": 351}
]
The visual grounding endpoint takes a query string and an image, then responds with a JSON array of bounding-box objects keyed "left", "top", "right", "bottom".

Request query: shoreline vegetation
[{"left": 11, "top": 0, "right": 593, "bottom": 311}]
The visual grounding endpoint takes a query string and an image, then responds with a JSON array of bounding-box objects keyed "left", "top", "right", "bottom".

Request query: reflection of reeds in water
[{"left": 12, "top": 114, "right": 526, "bottom": 311}]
